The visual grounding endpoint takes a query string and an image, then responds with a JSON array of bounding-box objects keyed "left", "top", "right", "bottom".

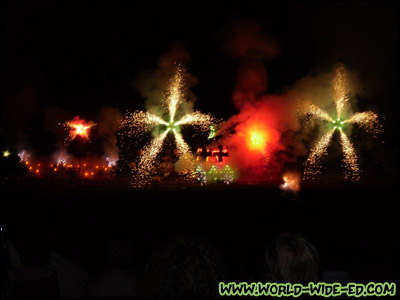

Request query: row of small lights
[
  {"left": 20, "top": 160, "right": 113, "bottom": 177},
  {"left": 195, "top": 164, "right": 235, "bottom": 185}
]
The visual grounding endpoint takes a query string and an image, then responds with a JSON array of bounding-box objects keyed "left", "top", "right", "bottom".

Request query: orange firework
[
  {"left": 247, "top": 128, "right": 268, "bottom": 153},
  {"left": 63, "top": 116, "right": 96, "bottom": 143},
  {"left": 241, "top": 121, "right": 270, "bottom": 153},
  {"left": 280, "top": 172, "right": 301, "bottom": 194}
]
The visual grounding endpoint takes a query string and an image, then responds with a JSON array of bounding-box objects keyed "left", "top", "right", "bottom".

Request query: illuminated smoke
[
  {"left": 120, "top": 65, "right": 218, "bottom": 187},
  {"left": 332, "top": 64, "right": 350, "bottom": 119},
  {"left": 18, "top": 150, "right": 31, "bottom": 162},
  {"left": 97, "top": 107, "right": 123, "bottom": 165},
  {"left": 219, "top": 20, "right": 293, "bottom": 181},
  {"left": 280, "top": 171, "right": 301, "bottom": 194},
  {"left": 298, "top": 64, "right": 383, "bottom": 181}
]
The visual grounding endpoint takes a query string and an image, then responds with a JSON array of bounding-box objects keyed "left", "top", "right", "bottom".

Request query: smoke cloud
[
  {"left": 218, "top": 20, "right": 293, "bottom": 180},
  {"left": 97, "top": 106, "right": 122, "bottom": 159},
  {"left": 133, "top": 43, "right": 199, "bottom": 118}
]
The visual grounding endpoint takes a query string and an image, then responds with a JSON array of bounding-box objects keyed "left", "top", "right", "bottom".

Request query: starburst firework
[
  {"left": 120, "top": 65, "right": 218, "bottom": 187},
  {"left": 299, "top": 65, "right": 383, "bottom": 181},
  {"left": 62, "top": 116, "right": 96, "bottom": 145}
]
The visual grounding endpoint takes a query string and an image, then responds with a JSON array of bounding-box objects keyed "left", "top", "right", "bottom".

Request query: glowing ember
[
  {"left": 249, "top": 132, "right": 264, "bottom": 149},
  {"left": 299, "top": 65, "right": 383, "bottom": 181},
  {"left": 280, "top": 172, "right": 301, "bottom": 194},
  {"left": 208, "top": 125, "right": 216, "bottom": 139},
  {"left": 245, "top": 125, "right": 269, "bottom": 153},
  {"left": 3, "top": 150, "right": 11, "bottom": 158},
  {"left": 105, "top": 155, "right": 118, "bottom": 167},
  {"left": 20, "top": 156, "right": 116, "bottom": 180},
  {"left": 120, "top": 64, "right": 219, "bottom": 187},
  {"left": 63, "top": 116, "right": 96, "bottom": 144}
]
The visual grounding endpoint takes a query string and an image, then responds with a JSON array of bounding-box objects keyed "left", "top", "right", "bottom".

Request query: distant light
[{"left": 3, "top": 150, "right": 11, "bottom": 158}]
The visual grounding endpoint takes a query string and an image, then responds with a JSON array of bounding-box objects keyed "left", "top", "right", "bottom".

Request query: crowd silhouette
[{"left": 2, "top": 222, "right": 397, "bottom": 299}]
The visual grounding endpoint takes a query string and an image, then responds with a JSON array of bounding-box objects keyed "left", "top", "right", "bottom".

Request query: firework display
[
  {"left": 3, "top": 150, "right": 11, "bottom": 158},
  {"left": 280, "top": 172, "right": 301, "bottom": 194},
  {"left": 62, "top": 116, "right": 97, "bottom": 144},
  {"left": 195, "top": 164, "right": 236, "bottom": 186},
  {"left": 119, "top": 65, "right": 219, "bottom": 187},
  {"left": 17, "top": 152, "right": 116, "bottom": 180},
  {"left": 299, "top": 65, "right": 382, "bottom": 181},
  {"left": 1, "top": 61, "right": 385, "bottom": 190}
]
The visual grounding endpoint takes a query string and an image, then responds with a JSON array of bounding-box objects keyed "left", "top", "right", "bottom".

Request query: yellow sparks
[
  {"left": 300, "top": 101, "right": 333, "bottom": 122},
  {"left": 120, "top": 64, "right": 219, "bottom": 187},
  {"left": 303, "top": 129, "right": 335, "bottom": 180},
  {"left": 138, "top": 130, "right": 169, "bottom": 174},
  {"left": 332, "top": 64, "right": 350, "bottom": 119},
  {"left": 3, "top": 150, "right": 11, "bottom": 158},
  {"left": 300, "top": 64, "right": 382, "bottom": 181},
  {"left": 174, "top": 111, "right": 215, "bottom": 132},
  {"left": 343, "top": 111, "right": 383, "bottom": 135},
  {"left": 174, "top": 131, "right": 191, "bottom": 156},
  {"left": 165, "top": 65, "right": 184, "bottom": 122},
  {"left": 339, "top": 130, "right": 360, "bottom": 181},
  {"left": 174, "top": 131, "right": 196, "bottom": 172}
]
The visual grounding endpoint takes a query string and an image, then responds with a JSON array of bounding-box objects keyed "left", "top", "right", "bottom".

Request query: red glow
[
  {"left": 244, "top": 123, "right": 269, "bottom": 153},
  {"left": 66, "top": 116, "right": 96, "bottom": 141},
  {"left": 221, "top": 98, "right": 287, "bottom": 179}
]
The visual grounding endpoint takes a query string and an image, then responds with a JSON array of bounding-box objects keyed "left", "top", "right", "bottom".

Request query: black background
[{"left": 1, "top": 0, "right": 399, "bottom": 290}]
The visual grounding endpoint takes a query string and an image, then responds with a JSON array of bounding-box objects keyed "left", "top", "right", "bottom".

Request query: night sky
[
  {"left": 1, "top": 2, "right": 400, "bottom": 293},
  {"left": 1, "top": 1, "right": 398, "bottom": 183}
]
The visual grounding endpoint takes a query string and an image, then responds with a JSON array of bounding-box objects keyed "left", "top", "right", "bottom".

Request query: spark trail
[
  {"left": 120, "top": 65, "right": 218, "bottom": 187},
  {"left": 303, "top": 129, "right": 335, "bottom": 180},
  {"left": 299, "top": 65, "right": 382, "bottom": 181},
  {"left": 63, "top": 116, "right": 96, "bottom": 145},
  {"left": 339, "top": 129, "right": 360, "bottom": 181}
]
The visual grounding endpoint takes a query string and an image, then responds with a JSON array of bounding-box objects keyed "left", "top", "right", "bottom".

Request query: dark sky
[{"left": 1, "top": 1, "right": 398, "bottom": 180}]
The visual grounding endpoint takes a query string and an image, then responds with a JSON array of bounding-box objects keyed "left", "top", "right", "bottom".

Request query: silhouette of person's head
[
  {"left": 143, "top": 234, "right": 228, "bottom": 299},
  {"left": 265, "top": 232, "right": 319, "bottom": 284}
]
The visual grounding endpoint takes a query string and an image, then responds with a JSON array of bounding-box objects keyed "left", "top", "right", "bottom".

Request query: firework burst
[
  {"left": 299, "top": 65, "right": 383, "bottom": 181},
  {"left": 280, "top": 171, "right": 301, "bottom": 194},
  {"left": 120, "top": 65, "right": 219, "bottom": 187},
  {"left": 62, "top": 116, "right": 96, "bottom": 145}
]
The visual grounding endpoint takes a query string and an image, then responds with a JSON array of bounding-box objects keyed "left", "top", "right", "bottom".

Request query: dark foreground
[{"left": 1, "top": 180, "right": 399, "bottom": 296}]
